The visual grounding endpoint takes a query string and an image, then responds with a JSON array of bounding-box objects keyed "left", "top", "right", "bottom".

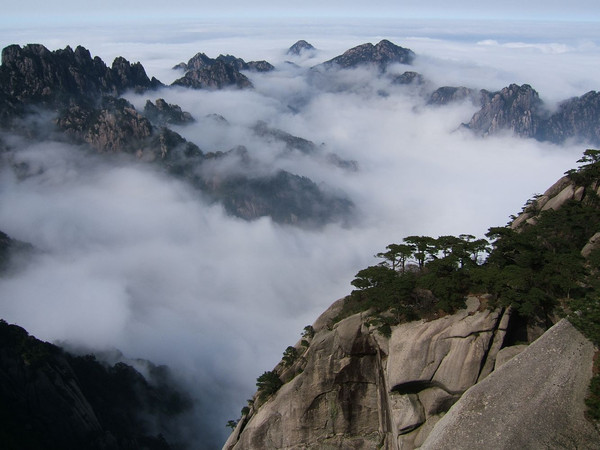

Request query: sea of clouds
[{"left": 0, "top": 17, "right": 598, "bottom": 447}]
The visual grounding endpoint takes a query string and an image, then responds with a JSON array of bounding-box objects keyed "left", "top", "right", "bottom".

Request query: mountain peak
[
  {"left": 318, "top": 39, "right": 415, "bottom": 71},
  {"left": 287, "top": 40, "right": 316, "bottom": 56}
]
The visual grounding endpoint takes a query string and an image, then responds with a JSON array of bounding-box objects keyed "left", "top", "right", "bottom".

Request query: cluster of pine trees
[{"left": 345, "top": 149, "right": 600, "bottom": 417}]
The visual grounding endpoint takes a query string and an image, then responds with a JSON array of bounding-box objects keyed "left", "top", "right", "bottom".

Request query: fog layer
[{"left": 0, "top": 19, "right": 597, "bottom": 447}]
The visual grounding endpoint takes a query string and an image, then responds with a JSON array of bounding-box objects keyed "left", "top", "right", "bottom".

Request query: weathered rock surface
[
  {"left": 318, "top": 39, "right": 415, "bottom": 72},
  {"left": 494, "top": 344, "right": 527, "bottom": 368},
  {"left": 510, "top": 173, "right": 595, "bottom": 229},
  {"left": 224, "top": 297, "right": 514, "bottom": 449},
  {"left": 171, "top": 51, "right": 273, "bottom": 90},
  {"left": 57, "top": 96, "right": 153, "bottom": 153},
  {"left": 387, "top": 305, "right": 503, "bottom": 394},
  {"left": 228, "top": 313, "right": 393, "bottom": 449},
  {"left": 582, "top": 231, "right": 600, "bottom": 258},
  {"left": 421, "top": 319, "right": 600, "bottom": 450},
  {"left": 539, "top": 91, "right": 600, "bottom": 145},
  {"left": 0, "top": 44, "right": 161, "bottom": 120},
  {"left": 172, "top": 60, "right": 253, "bottom": 89},
  {"left": 465, "top": 84, "right": 544, "bottom": 138},
  {"left": 463, "top": 83, "right": 600, "bottom": 145},
  {"left": 215, "top": 54, "right": 274, "bottom": 73},
  {"left": 0, "top": 319, "right": 190, "bottom": 449},
  {"left": 174, "top": 52, "right": 274, "bottom": 73}
]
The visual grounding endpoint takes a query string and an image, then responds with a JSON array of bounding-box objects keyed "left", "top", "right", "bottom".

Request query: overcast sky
[{"left": 3, "top": 0, "right": 600, "bottom": 23}]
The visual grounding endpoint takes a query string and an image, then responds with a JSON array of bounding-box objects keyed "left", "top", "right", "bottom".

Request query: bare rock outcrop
[
  {"left": 172, "top": 60, "right": 253, "bottom": 89},
  {"left": 465, "top": 84, "right": 543, "bottom": 138},
  {"left": 171, "top": 51, "right": 273, "bottom": 90},
  {"left": 391, "top": 71, "right": 425, "bottom": 86},
  {"left": 421, "top": 319, "right": 600, "bottom": 450},
  {"left": 582, "top": 231, "right": 600, "bottom": 258},
  {"left": 510, "top": 172, "right": 596, "bottom": 229},
  {"left": 174, "top": 52, "right": 274, "bottom": 73},
  {"left": 0, "top": 43, "right": 161, "bottom": 120},
  {"left": 317, "top": 40, "right": 415, "bottom": 72},
  {"left": 224, "top": 297, "right": 511, "bottom": 449}
]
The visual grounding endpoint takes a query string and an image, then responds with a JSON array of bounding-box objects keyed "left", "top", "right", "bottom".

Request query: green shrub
[
  {"left": 256, "top": 371, "right": 282, "bottom": 401},
  {"left": 281, "top": 346, "right": 298, "bottom": 367}
]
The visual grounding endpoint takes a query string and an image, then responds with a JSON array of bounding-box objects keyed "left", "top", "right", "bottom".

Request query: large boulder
[{"left": 421, "top": 319, "right": 600, "bottom": 450}]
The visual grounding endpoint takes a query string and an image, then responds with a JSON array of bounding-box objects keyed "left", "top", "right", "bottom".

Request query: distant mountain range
[
  {"left": 0, "top": 40, "right": 599, "bottom": 229},
  {"left": 0, "top": 43, "right": 354, "bottom": 227},
  {"left": 1, "top": 38, "right": 599, "bottom": 450}
]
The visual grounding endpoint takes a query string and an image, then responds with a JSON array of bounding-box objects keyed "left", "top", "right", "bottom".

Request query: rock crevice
[{"left": 225, "top": 298, "right": 515, "bottom": 449}]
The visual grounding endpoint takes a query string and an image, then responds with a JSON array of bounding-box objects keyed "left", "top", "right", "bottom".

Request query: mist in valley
[{"left": 0, "top": 18, "right": 598, "bottom": 447}]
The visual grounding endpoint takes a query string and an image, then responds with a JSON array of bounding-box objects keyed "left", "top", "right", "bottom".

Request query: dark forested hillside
[{"left": 0, "top": 320, "right": 191, "bottom": 450}]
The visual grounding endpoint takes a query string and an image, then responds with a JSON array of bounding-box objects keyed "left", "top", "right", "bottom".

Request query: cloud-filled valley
[{"left": 0, "top": 18, "right": 598, "bottom": 447}]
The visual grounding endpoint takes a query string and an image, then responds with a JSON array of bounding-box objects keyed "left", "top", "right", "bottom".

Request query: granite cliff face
[
  {"left": 465, "top": 84, "right": 544, "bottom": 139},
  {"left": 539, "top": 91, "right": 600, "bottom": 144},
  {"left": 225, "top": 297, "right": 513, "bottom": 450},
  {"left": 172, "top": 60, "right": 253, "bottom": 90},
  {"left": 224, "top": 165, "right": 600, "bottom": 449},
  {"left": 143, "top": 98, "right": 195, "bottom": 126},
  {"left": 224, "top": 298, "right": 524, "bottom": 449}
]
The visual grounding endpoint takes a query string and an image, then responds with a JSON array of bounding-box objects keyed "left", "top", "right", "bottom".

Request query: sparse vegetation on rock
[{"left": 227, "top": 149, "right": 600, "bottom": 448}]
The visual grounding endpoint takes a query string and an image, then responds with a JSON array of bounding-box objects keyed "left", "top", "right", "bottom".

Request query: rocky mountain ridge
[
  {"left": 0, "top": 43, "right": 354, "bottom": 226},
  {"left": 0, "top": 43, "right": 161, "bottom": 119},
  {"left": 224, "top": 297, "right": 511, "bottom": 449},
  {"left": 463, "top": 84, "right": 600, "bottom": 145},
  {"left": 3, "top": 40, "right": 598, "bottom": 148},
  {"left": 317, "top": 39, "right": 415, "bottom": 72},
  {"left": 308, "top": 40, "right": 598, "bottom": 145},
  {"left": 426, "top": 82, "right": 600, "bottom": 145},
  {"left": 172, "top": 52, "right": 274, "bottom": 89}
]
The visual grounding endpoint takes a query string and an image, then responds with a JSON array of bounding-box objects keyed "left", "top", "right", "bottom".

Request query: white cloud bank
[{"left": 0, "top": 18, "right": 597, "bottom": 447}]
